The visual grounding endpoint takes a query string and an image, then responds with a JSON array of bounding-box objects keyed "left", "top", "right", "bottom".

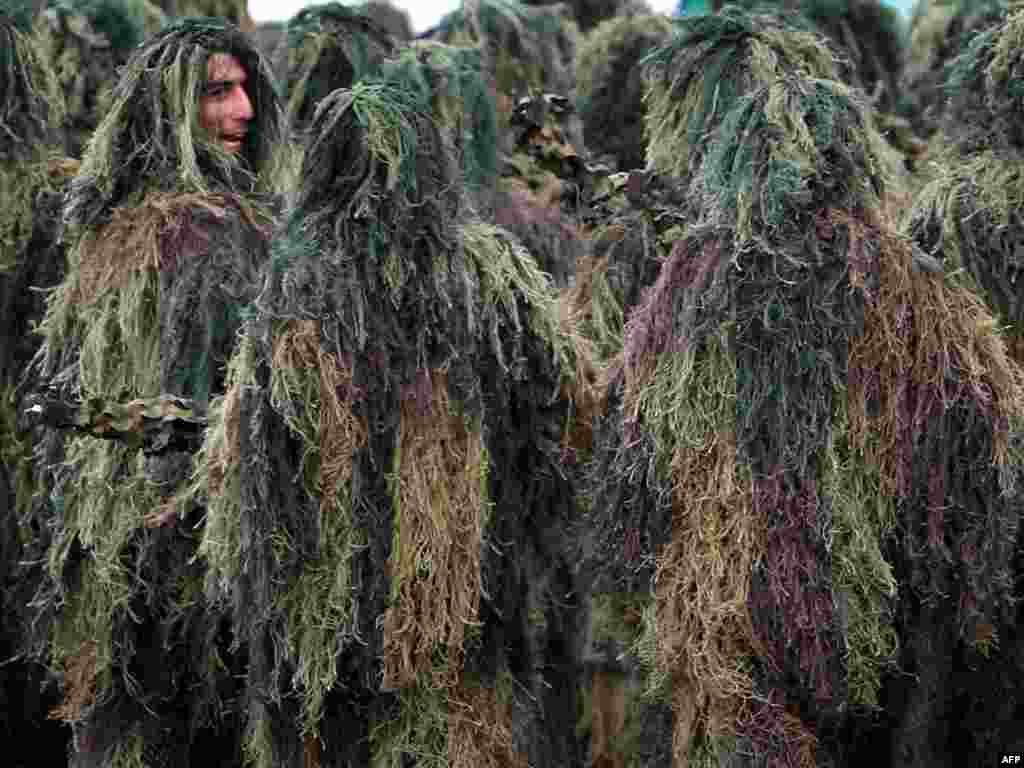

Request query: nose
[{"left": 231, "top": 84, "right": 254, "bottom": 123}]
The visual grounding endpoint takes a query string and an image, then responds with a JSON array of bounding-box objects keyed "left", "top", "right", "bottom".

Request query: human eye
[{"left": 203, "top": 82, "right": 229, "bottom": 98}]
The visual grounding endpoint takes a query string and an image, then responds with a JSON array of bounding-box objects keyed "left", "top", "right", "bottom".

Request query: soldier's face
[{"left": 199, "top": 52, "right": 253, "bottom": 154}]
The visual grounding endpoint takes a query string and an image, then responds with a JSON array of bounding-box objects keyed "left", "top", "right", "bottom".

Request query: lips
[{"left": 221, "top": 132, "right": 246, "bottom": 152}]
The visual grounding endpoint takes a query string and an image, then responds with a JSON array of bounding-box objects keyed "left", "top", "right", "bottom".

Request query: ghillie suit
[
  {"left": 35, "top": 0, "right": 161, "bottom": 158},
  {"left": 427, "top": 0, "right": 587, "bottom": 287},
  {"left": 355, "top": 0, "right": 412, "bottom": 41},
  {"left": 154, "top": 0, "right": 251, "bottom": 29},
  {"left": 582, "top": 18, "right": 1024, "bottom": 768},
  {"left": 430, "top": 0, "right": 580, "bottom": 129},
  {"left": 728, "top": 0, "right": 907, "bottom": 113},
  {"left": 274, "top": 2, "right": 395, "bottom": 133},
  {"left": 28, "top": 17, "right": 287, "bottom": 768},
  {"left": 901, "top": 0, "right": 1005, "bottom": 141},
  {"left": 569, "top": 8, "right": 842, "bottom": 373},
  {"left": 575, "top": 13, "right": 674, "bottom": 172},
  {"left": 189, "top": 78, "right": 594, "bottom": 768},
  {"left": 0, "top": 6, "right": 75, "bottom": 765},
  {"left": 905, "top": 22, "right": 1024, "bottom": 760},
  {"left": 375, "top": 42, "right": 501, "bottom": 214},
  {"left": 523, "top": 0, "right": 650, "bottom": 33}
]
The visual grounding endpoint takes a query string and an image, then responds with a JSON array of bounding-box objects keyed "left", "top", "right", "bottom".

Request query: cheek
[{"left": 198, "top": 99, "right": 222, "bottom": 133}]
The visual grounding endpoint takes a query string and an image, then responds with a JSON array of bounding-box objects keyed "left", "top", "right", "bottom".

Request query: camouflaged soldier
[{"left": 29, "top": 17, "right": 287, "bottom": 768}]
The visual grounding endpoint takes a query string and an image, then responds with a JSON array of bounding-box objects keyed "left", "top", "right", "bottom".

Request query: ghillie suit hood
[
  {"left": 575, "top": 12, "right": 674, "bottom": 172},
  {"left": 355, "top": 0, "right": 413, "bottom": 41},
  {"left": 35, "top": 0, "right": 159, "bottom": 157},
  {"left": 522, "top": 0, "right": 647, "bottom": 32},
  {"left": 0, "top": 6, "right": 75, "bottom": 764},
  {"left": 582, "top": 20, "right": 1024, "bottom": 768},
  {"left": 378, "top": 41, "right": 501, "bottom": 209},
  {"left": 431, "top": 0, "right": 580, "bottom": 129},
  {"left": 274, "top": 2, "right": 396, "bottom": 134},
  {"left": 901, "top": 0, "right": 1005, "bottom": 140},
  {"left": 567, "top": 8, "right": 844, "bottom": 379},
  {"left": 154, "top": 0, "right": 252, "bottom": 29},
  {"left": 189, "top": 77, "right": 593, "bottom": 768},
  {"left": 27, "top": 15, "right": 284, "bottom": 768},
  {"left": 907, "top": 7, "right": 1024, "bottom": 358},
  {"left": 728, "top": 0, "right": 908, "bottom": 113},
  {"left": 642, "top": 7, "right": 840, "bottom": 182}
]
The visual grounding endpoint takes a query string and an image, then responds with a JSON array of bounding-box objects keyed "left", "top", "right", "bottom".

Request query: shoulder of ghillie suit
[{"left": 275, "top": 1, "right": 396, "bottom": 131}]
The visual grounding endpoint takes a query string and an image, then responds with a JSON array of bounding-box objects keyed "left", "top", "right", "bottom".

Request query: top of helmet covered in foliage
[
  {"left": 940, "top": 4, "right": 1024, "bottom": 153},
  {"left": 277, "top": 2, "right": 396, "bottom": 131},
  {"left": 64, "top": 16, "right": 287, "bottom": 239},
  {"left": 643, "top": 6, "right": 841, "bottom": 179}
]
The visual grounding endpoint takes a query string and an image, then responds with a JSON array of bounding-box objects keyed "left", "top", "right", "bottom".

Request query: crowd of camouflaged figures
[{"left": 3, "top": 1, "right": 1024, "bottom": 768}]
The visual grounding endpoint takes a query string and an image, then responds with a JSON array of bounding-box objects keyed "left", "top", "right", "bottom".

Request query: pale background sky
[
  {"left": 249, "top": 0, "right": 677, "bottom": 32},
  {"left": 248, "top": 0, "right": 914, "bottom": 33}
]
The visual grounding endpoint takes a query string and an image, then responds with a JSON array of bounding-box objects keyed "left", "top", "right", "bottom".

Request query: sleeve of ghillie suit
[{"left": 32, "top": 193, "right": 272, "bottom": 768}]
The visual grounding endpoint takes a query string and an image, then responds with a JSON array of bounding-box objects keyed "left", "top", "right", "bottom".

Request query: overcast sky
[
  {"left": 248, "top": 0, "right": 913, "bottom": 32},
  {"left": 249, "top": 0, "right": 677, "bottom": 31}
]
